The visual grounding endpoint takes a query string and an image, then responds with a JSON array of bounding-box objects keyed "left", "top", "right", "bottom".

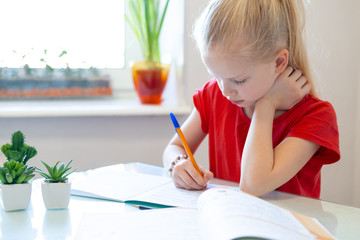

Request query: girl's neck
[{"left": 243, "top": 107, "right": 254, "bottom": 119}]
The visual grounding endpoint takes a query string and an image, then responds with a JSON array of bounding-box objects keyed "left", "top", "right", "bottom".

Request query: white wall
[
  {"left": 355, "top": 62, "right": 360, "bottom": 206},
  {"left": 355, "top": 17, "right": 360, "bottom": 206},
  {"left": 0, "top": 116, "right": 179, "bottom": 171},
  {"left": 304, "top": 0, "right": 360, "bottom": 206},
  {"left": 0, "top": 0, "right": 359, "bottom": 207}
]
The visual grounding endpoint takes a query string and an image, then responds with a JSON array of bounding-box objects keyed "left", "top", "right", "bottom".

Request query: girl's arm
[
  {"left": 163, "top": 108, "right": 213, "bottom": 189},
  {"left": 240, "top": 67, "right": 319, "bottom": 196}
]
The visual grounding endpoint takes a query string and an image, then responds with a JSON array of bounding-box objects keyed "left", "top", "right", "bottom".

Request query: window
[
  {"left": 0, "top": 0, "right": 185, "bottom": 115},
  {"left": 0, "top": 0, "right": 125, "bottom": 69}
]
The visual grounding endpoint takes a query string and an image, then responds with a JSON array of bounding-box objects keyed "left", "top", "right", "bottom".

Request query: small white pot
[
  {"left": 0, "top": 182, "right": 32, "bottom": 211},
  {"left": 41, "top": 181, "right": 71, "bottom": 210}
]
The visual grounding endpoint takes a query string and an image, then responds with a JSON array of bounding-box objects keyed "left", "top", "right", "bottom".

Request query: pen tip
[{"left": 170, "top": 112, "right": 180, "bottom": 128}]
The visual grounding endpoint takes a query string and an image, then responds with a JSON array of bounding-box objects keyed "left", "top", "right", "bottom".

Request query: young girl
[{"left": 163, "top": 0, "right": 340, "bottom": 198}]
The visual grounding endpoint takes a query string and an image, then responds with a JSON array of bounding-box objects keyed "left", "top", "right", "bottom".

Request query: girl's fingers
[
  {"left": 200, "top": 166, "right": 214, "bottom": 182},
  {"left": 173, "top": 163, "right": 207, "bottom": 190},
  {"left": 177, "top": 172, "right": 204, "bottom": 189},
  {"left": 302, "top": 82, "right": 311, "bottom": 94},
  {"left": 296, "top": 75, "right": 307, "bottom": 85},
  {"left": 182, "top": 174, "right": 205, "bottom": 189},
  {"left": 173, "top": 175, "right": 188, "bottom": 189},
  {"left": 190, "top": 170, "right": 207, "bottom": 187},
  {"left": 295, "top": 75, "right": 311, "bottom": 94},
  {"left": 283, "top": 66, "right": 294, "bottom": 76},
  {"left": 290, "top": 69, "right": 302, "bottom": 80},
  {"left": 203, "top": 171, "right": 214, "bottom": 183}
]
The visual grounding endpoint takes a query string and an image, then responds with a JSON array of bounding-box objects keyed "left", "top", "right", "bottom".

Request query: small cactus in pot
[
  {"left": 0, "top": 130, "right": 37, "bottom": 184},
  {"left": 1, "top": 130, "right": 37, "bottom": 165},
  {"left": 0, "top": 130, "right": 37, "bottom": 211}
]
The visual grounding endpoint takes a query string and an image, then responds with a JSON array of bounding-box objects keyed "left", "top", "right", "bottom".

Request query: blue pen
[{"left": 170, "top": 113, "right": 202, "bottom": 175}]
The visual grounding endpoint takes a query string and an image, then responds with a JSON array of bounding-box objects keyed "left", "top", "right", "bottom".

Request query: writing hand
[{"left": 172, "top": 160, "right": 213, "bottom": 190}]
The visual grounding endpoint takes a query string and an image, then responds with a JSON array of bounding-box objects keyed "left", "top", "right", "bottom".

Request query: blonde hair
[{"left": 193, "top": 0, "right": 316, "bottom": 96}]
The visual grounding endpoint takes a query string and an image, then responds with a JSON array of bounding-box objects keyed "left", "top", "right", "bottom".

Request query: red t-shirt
[{"left": 193, "top": 79, "right": 340, "bottom": 198}]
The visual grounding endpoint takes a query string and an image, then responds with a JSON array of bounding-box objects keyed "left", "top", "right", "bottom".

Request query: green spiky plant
[
  {"left": 0, "top": 130, "right": 37, "bottom": 184},
  {"left": 35, "top": 160, "right": 76, "bottom": 183},
  {"left": 0, "top": 160, "right": 35, "bottom": 184},
  {"left": 125, "top": 0, "right": 170, "bottom": 63},
  {"left": 1, "top": 130, "right": 37, "bottom": 164}
]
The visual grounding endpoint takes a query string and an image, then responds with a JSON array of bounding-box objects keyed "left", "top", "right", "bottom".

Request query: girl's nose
[{"left": 222, "top": 81, "right": 236, "bottom": 98}]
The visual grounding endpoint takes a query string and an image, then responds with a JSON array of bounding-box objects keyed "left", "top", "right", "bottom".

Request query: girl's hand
[
  {"left": 172, "top": 159, "right": 213, "bottom": 190},
  {"left": 260, "top": 66, "right": 311, "bottom": 111}
]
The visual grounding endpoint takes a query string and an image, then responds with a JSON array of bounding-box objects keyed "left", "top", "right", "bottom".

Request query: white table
[{"left": 1, "top": 162, "right": 359, "bottom": 240}]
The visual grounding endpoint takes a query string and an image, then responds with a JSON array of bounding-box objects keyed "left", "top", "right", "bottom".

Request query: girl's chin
[{"left": 231, "top": 101, "right": 249, "bottom": 108}]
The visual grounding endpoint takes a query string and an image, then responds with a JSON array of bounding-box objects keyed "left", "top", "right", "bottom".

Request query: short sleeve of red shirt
[
  {"left": 281, "top": 97, "right": 340, "bottom": 165},
  {"left": 193, "top": 80, "right": 214, "bottom": 134},
  {"left": 273, "top": 95, "right": 340, "bottom": 197}
]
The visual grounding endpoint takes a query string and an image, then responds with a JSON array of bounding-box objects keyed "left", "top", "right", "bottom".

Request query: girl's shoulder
[
  {"left": 197, "top": 78, "right": 218, "bottom": 92},
  {"left": 281, "top": 94, "right": 340, "bottom": 164},
  {"left": 275, "top": 94, "right": 337, "bottom": 124},
  {"left": 194, "top": 78, "right": 225, "bottom": 102},
  {"left": 297, "top": 94, "right": 336, "bottom": 113}
]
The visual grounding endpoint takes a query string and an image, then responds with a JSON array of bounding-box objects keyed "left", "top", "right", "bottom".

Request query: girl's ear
[{"left": 274, "top": 49, "right": 289, "bottom": 73}]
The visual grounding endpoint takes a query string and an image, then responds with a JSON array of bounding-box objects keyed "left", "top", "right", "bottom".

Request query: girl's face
[{"left": 202, "top": 47, "right": 280, "bottom": 112}]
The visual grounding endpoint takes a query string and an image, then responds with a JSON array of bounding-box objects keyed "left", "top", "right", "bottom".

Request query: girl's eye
[{"left": 233, "top": 79, "right": 247, "bottom": 85}]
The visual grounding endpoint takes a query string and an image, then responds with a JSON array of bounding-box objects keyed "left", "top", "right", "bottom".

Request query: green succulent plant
[
  {"left": 35, "top": 160, "right": 76, "bottom": 183},
  {"left": 0, "top": 130, "right": 37, "bottom": 184},
  {"left": 0, "top": 160, "right": 35, "bottom": 184},
  {"left": 1, "top": 130, "right": 37, "bottom": 165}
]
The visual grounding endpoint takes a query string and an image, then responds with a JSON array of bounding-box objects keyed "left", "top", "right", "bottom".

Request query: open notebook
[
  {"left": 71, "top": 168, "right": 335, "bottom": 240},
  {"left": 71, "top": 168, "right": 208, "bottom": 208}
]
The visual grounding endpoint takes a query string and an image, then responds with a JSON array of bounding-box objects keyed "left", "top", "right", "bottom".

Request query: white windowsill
[{"left": 0, "top": 98, "right": 192, "bottom": 118}]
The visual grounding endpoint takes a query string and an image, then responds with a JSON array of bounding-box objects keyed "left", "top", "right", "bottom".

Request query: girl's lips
[{"left": 231, "top": 100, "right": 244, "bottom": 105}]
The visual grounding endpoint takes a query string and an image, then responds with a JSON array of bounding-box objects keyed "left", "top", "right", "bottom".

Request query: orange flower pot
[{"left": 131, "top": 61, "right": 170, "bottom": 105}]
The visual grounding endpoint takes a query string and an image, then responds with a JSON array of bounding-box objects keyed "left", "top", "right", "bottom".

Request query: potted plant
[
  {"left": 0, "top": 130, "right": 37, "bottom": 211},
  {"left": 126, "top": 0, "right": 170, "bottom": 105},
  {"left": 35, "top": 160, "right": 76, "bottom": 209}
]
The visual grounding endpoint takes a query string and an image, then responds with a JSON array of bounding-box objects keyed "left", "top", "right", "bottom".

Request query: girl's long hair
[{"left": 193, "top": 0, "right": 316, "bottom": 96}]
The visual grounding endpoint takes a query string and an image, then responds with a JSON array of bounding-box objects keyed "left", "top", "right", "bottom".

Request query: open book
[
  {"left": 74, "top": 186, "right": 334, "bottom": 240},
  {"left": 71, "top": 167, "right": 334, "bottom": 240},
  {"left": 197, "top": 187, "right": 334, "bottom": 240},
  {"left": 71, "top": 167, "right": 209, "bottom": 208}
]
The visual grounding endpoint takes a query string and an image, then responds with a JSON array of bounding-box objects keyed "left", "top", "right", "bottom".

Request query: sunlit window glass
[{"left": 0, "top": 0, "right": 125, "bottom": 69}]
